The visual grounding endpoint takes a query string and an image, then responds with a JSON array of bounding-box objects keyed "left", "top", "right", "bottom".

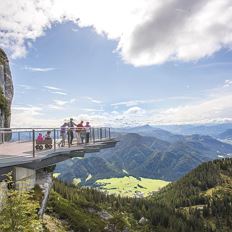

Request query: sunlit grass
[{"left": 96, "top": 176, "right": 170, "bottom": 197}]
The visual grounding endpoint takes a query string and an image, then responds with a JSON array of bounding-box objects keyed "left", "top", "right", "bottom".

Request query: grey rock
[
  {"left": 0, "top": 48, "right": 13, "bottom": 128},
  {"left": 98, "top": 210, "right": 113, "bottom": 220},
  {"left": 138, "top": 216, "right": 148, "bottom": 225}
]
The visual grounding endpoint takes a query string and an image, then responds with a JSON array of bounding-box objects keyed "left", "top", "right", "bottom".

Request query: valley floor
[{"left": 95, "top": 176, "right": 169, "bottom": 197}]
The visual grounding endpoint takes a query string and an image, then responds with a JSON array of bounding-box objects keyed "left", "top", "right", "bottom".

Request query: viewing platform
[{"left": 0, "top": 127, "right": 118, "bottom": 182}]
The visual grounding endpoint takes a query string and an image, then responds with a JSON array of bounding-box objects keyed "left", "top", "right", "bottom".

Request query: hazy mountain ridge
[
  {"left": 158, "top": 123, "right": 232, "bottom": 136},
  {"left": 56, "top": 129, "right": 232, "bottom": 183},
  {"left": 217, "top": 129, "right": 232, "bottom": 140}
]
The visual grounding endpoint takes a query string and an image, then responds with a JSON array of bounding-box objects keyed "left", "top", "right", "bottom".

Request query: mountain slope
[
  {"left": 48, "top": 159, "right": 232, "bottom": 232},
  {"left": 114, "top": 125, "right": 184, "bottom": 143},
  {"left": 55, "top": 156, "right": 125, "bottom": 185},
  {"left": 153, "top": 158, "right": 232, "bottom": 207},
  {"left": 217, "top": 129, "right": 232, "bottom": 140},
  {"left": 55, "top": 133, "right": 232, "bottom": 183}
]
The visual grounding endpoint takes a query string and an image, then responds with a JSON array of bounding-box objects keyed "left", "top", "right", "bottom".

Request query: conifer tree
[{"left": 0, "top": 173, "right": 42, "bottom": 232}]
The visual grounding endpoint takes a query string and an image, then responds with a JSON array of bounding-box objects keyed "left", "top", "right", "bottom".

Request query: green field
[{"left": 96, "top": 176, "right": 170, "bottom": 197}]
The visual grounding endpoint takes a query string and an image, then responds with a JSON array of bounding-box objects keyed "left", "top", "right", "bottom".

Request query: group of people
[{"left": 60, "top": 118, "right": 91, "bottom": 147}]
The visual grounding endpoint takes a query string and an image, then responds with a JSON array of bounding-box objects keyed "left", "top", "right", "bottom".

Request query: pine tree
[{"left": 0, "top": 173, "right": 42, "bottom": 232}]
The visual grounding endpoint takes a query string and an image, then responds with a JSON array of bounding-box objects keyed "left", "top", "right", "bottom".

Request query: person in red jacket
[{"left": 76, "top": 120, "right": 84, "bottom": 144}]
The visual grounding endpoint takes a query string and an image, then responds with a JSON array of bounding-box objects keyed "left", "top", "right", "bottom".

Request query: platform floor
[{"left": 0, "top": 139, "right": 115, "bottom": 168}]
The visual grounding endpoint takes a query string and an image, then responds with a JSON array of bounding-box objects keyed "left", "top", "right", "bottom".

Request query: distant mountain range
[
  {"left": 113, "top": 123, "right": 232, "bottom": 137},
  {"left": 158, "top": 123, "right": 232, "bottom": 136},
  {"left": 55, "top": 128, "right": 232, "bottom": 184},
  {"left": 112, "top": 124, "right": 184, "bottom": 143}
]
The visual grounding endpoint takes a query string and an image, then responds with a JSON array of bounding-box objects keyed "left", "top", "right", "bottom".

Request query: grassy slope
[{"left": 96, "top": 176, "right": 169, "bottom": 197}]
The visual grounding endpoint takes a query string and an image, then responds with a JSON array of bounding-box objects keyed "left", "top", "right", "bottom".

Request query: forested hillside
[
  {"left": 47, "top": 158, "right": 232, "bottom": 232},
  {"left": 55, "top": 132, "right": 232, "bottom": 184}
]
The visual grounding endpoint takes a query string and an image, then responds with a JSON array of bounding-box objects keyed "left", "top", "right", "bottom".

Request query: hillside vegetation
[{"left": 47, "top": 158, "right": 232, "bottom": 232}]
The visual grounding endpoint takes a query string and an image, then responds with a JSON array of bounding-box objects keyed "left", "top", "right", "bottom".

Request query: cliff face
[{"left": 0, "top": 48, "right": 14, "bottom": 128}]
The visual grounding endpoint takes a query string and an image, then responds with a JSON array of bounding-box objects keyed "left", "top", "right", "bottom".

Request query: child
[
  {"left": 37, "top": 133, "right": 43, "bottom": 142},
  {"left": 45, "top": 131, "right": 51, "bottom": 139}
]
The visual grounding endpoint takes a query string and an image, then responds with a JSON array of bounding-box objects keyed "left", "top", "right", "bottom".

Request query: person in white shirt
[{"left": 85, "top": 122, "right": 91, "bottom": 143}]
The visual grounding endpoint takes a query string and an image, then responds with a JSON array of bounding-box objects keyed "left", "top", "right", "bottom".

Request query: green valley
[
  {"left": 95, "top": 176, "right": 169, "bottom": 197},
  {"left": 46, "top": 158, "right": 232, "bottom": 232}
]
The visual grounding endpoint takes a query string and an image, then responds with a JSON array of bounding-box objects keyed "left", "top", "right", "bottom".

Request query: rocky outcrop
[{"left": 0, "top": 48, "right": 13, "bottom": 128}]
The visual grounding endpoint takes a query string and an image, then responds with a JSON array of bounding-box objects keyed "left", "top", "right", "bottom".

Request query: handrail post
[
  {"left": 92, "top": 128, "right": 95, "bottom": 143},
  {"left": 109, "top": 128, "right": 111, "bottom": 139},
  {"left": 100, "top": 128, "right": 102, "bottom": 141},
  {"left": 0, "top": 130, "right": 3, "bottom": 144},
  {"left": 104, "top": 128, "right": 106, "bottom": 139},
  {"left": 32, "top": 129, "right": 35, "bottom": 158},
  {"left": 29, "top": 131, "right": 31, "bottom": 141},
  {"left": 2, "top": 130, "right": 5, "bottom": 143},
  {"left": 18, "top": 131, "right": 20, "bottom": 142},
  {"left": 53, "top": 129, "right": 56, "bottom": 151}
]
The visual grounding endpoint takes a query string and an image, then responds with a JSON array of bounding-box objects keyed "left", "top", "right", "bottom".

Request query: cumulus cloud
[
  {"left": 1, "top": 0, "right": 232, "bottom": 66},
  {"left": 153, "top": 94, "right": 232, "bottom": 124},
  {"left": 124, "top": 106, "right": 146, "bottom": 115},
  {"left": 10, "top": 81, "right": 232, "bottom": 127}
]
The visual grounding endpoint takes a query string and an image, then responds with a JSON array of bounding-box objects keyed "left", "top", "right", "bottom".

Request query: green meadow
[{"left": 96, "top": 176, "right": 170, "bottom": 197}]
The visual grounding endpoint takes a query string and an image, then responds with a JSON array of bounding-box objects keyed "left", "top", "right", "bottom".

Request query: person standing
[
  {"left": 60, "top": 122, "right": 67, "bottom": 147},
  {"left": 67, "top": 118, "right": 76, "bottom": 146},
  {"left": 76, "top": 120, "right": 84, "bottom": 144},
  {"left": 85, "top": 122, "right": 91, "bottom": 143}
]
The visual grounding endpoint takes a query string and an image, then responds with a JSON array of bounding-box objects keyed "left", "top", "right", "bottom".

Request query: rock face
[{"left": 0, "top": 48, "right": 13, "bottom": 128}]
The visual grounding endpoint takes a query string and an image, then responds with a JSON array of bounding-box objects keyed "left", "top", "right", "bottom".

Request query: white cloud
[
  {"left": 10, "top": 82, "right": 232, "bottom": 127},
  {"left": 1, "top": 0, "right": 232, "bottom": 66},
  {"left": 111, "top": 97, "right": 197, "bottom": 107},
  {"left": 51, "top": 91, "right": 67, "bottom": 96},
  {"left": 11, "top": 105, "right": 61, "bottom": 127},
  {"left": 84, "top": 97, "right": 102, "bottom": 104},
  {"left": 17, "top": 84, "right": 34, "bottom": 90},
  {"left": 12, "top": 105, "right": 43, "bottom": 116},
  {"left": 24, "top": 66, "right": 56, "bottom": 72},
  {"left": 81, "top": 108, "right": 104, "bottom": 112},
  {"left": 53, "top": 99, "right": 68, "bottom": 106},
  {"left": 112, "top": 100, "right": 155, "bottom": 107},
  {"left": 44, "top": 86, "right": 68, "bottom": 95},
  {"left": 153, "top": 94, "right": 232, "bottom": 124},
  {"left": 44, "top": 86, "right": 62, "bottom": 91},
  {"left": 124, "top": 106, "right": 146, "bottom": 115},
  {"left": 224, "top": 79, "right": 232, "bottom": 88},
  {"left": 48, "top": 98, "right": 76, "bottom": 110}
]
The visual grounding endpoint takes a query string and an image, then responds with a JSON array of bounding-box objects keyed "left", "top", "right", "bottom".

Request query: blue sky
[{"left": 1, "top": 0, "right": 232, "bottom": 127}]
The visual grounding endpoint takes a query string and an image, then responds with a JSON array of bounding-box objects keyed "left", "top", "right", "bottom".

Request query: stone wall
[{"left": 0, "top": 48, "right": 13, "bottom": 128}]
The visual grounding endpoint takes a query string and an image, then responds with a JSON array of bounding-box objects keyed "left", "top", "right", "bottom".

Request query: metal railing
[{"left": 0, "top": 127, "right": 111, "bottom": 158}]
